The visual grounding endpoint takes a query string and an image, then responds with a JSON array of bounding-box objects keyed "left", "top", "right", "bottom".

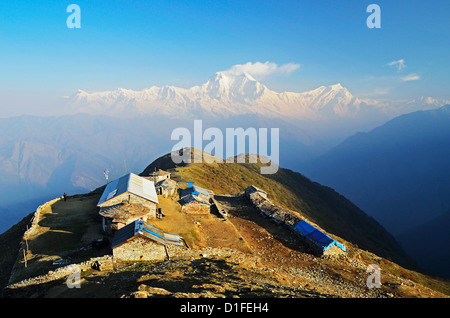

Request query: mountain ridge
[
  {"left": 141, "top": 148, "right": 412, "bottom": 268},
  {"left": 66, "top": 71, "right": 450, "bottom": 123},
  {"left": 2, "top": 149, "right": 450, "bottom": 299}
]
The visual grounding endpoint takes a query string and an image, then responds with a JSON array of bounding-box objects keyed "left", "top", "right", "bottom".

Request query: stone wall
[
  {"left": 181, "top": 201, "right": 210, "bottom": 214},
  {"left": 112, "top": 236, "right": 167, "bottom": 261},
  {"left": 246, "top": 192, "right": 345, "bottom": 257},
  {"left": 7, "top": 197, "right": 61, "bottom": 285},
  {"left": 247, "top": 192, "right": 301, "bottom": 226},
  {"left": 6, "top": 256, "right": 113, "bottom": 290}
]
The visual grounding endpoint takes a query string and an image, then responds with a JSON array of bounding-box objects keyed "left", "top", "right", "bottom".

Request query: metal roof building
[
  {"left": 291, "top": 220, "right": 346, "bottom": 254},
  {"left": 179, "top": 193, "right": 211, "bottom": 206},
  {"left": 111, "top": 219, "right": 185, "bottom": 249},
  {"left": 180, "top": 184, "right": 213, "bottom": 198},
  {"left": 97, "top": 173, "right": 159, "bottom": 207}
]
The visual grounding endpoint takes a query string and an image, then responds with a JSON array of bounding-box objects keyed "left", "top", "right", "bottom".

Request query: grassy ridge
[
  {"left": 144, "top": 151, "right": 413, "bottom": 268},
  {"left": 147, "top": 155, "right": 450, "bottom": 295}
]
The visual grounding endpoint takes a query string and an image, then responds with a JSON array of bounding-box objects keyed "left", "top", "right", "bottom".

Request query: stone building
[
  {"left": 179, "top": 182, "right": 213, "bottom": 214},
  {"left": 155, "top": 178, "right": 178, "bottom": 198},
  {"left": 244, "top": 185, "right": 268, "bottom": 200},
  {"left": 111, "top": 219, "right": 186, "bottom": 261},
  {"left": 179, "top": 193, "right": 211, "bottom": 214},
  {"left": 99, "top": 202, "right": 154, "bottom": 234},
  {"left": 97, "top": 173, "right": 159, "bottom": 234},
  {"left": 291, "top": 220, "right": 347, "bottom": 256},
  {"left": 149, "top": 169, "right": 171, "bottom": 183},
  {"left": 180, "top": 183, "right": 213, "bottom": 200}
]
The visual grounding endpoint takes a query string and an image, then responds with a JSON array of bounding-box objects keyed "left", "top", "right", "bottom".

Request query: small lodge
[
  {"left": 244, "top": 185, "right": 268, "bottom": 200},
  {"left": 244, "top": 185, "right": 346, "bottom": 256},
  {"left": 111, "top": 219, "right": 186, "bottom": 261},
  {"left": 180, "top": 181, "right": 214, "bottom": 199},
  {"left": 179, "top": 193, "right": 211, "bottom": 214},
  {"left": 155, "top": 178, "right": 178, "bottom": 198},
  {"left": 179, "top": 181, "right": 213, "bottom": 215},
  {"left": 291, "top": 220, "right": 347, "bottom": 256},
  {"left": 149, "top": 169, "right": 171, "bottom": 183},
  {"left": 245, "top": 185, "right": 300, "bottom": 226},
  {"left": 97, "top": 173, "right": 159, "bottom": 234}
]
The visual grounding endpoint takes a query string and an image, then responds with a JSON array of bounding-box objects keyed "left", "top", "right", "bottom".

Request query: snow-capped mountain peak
[
  {"left": 66, "top": 73, "right": 373, "bottom": 120},
  {"left": 200, "top": 71, "right": 268, "bottom": 102},
  {"left": 66, "top": 70, "right": 447, "bottom": 122}
]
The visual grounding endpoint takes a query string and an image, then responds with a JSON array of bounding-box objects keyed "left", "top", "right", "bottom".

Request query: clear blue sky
[{"left": 0, "top": 0, "right": 449, "bottom": 116}]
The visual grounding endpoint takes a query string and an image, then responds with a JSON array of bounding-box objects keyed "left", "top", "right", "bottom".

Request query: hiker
[{"left": 63, "top": 193, "right": 67, "bottom": 201}]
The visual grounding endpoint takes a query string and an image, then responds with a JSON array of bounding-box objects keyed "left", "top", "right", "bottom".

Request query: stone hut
[
  {"left": 149, "top": 169, "right": 171, "bottom": 183},
  {"left": 291, "top": 220, "right": 347, "bottom": 256},
  {"left": 97, "top": 173, "right": 159, "bottom": 234},
  {"left": 179, "top": 182, "right": 213, "bottom": 214},
  {"left": 99, "top": 202, "right": 154, "bottom": 234},
  {"left": 244, "top": 185, "right": 268, "bottom": 200},
  {"left": 111, "top": 219, "right": 186, "bottom": 261},
  {"left": 248, "top": 191, "right": 301, "bottom": 226},
  {"left": 179, "top": 193, "right": 211, "bottom": 214},
  {"left": 155, "top": 178, "right": 178, "bottom": 198},
  {"left": 180, "top": 183, "right": 214, "bottom": 200}
]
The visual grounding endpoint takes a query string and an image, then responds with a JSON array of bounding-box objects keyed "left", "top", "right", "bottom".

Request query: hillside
[
  {"left": 1, "top": 149, "right": 450, "bottom": 299},
  {"left": 303, "top": 105, "right": 450, "bottom": 236},
  {"left": 302, "top": 105, "right": 450, "bottom": 279},
  {"left": 397, "top": 210, "right": 450, "bottom": 280},
  {"left": 143, "top": 149, "right": 411, "bottom": 268}
]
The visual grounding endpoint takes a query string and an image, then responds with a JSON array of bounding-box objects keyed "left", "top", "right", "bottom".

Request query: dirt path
[{"left": 152, "top": 196, "right": 252, "bottom": 253}]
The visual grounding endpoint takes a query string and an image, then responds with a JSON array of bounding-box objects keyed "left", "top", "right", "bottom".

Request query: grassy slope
[
  {"left": 141, "top": 154, "right": 450, "bottom": 295},
  {"left": 0, "top": 212, "right": 34, "bottom": 293},
  {"left": 141, "top": 152, "right": 450, "bottom": 295},
  {"left": 145, "top": 153, "right": 411, "bottom": 266},
  {"left": 6, "top": 193, "right": 104, "bottom": 285},
  {"left": 2, "top": 149, "right": 449, "bottom": 297}
]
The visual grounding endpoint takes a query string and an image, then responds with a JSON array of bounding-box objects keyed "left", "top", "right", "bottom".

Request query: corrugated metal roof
[
  {"left": 180, "top": 185, "right": 211, "bottom": 198},
  {"left": 180, "top": 193, "right": 211, "bottom": 205},
  {"left": 111, "top": 219, "right": 185, "bottom": 248},
  {"left": 245, "top": 185, "right": 267, "bottom": 195},
  {"left": 97, "top": 173, "right": 159, "bottom": 207}
]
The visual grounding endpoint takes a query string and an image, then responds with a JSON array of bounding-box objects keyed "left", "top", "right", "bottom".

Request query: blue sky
[{"left": 0, "top": 0, "right": 449, "bottom": 116}]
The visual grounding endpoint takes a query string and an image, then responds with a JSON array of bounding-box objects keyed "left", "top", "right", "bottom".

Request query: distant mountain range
[
  {"left": 69, "top": 72, "right": 368, "bottom": 120},
  {"left": 66, "top": 71, "right": 449, "bottom": 140}
]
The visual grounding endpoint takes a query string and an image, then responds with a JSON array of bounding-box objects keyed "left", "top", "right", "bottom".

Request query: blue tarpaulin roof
[{"left": 292, "top": 220, "right": 346, "bottom": 252}]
